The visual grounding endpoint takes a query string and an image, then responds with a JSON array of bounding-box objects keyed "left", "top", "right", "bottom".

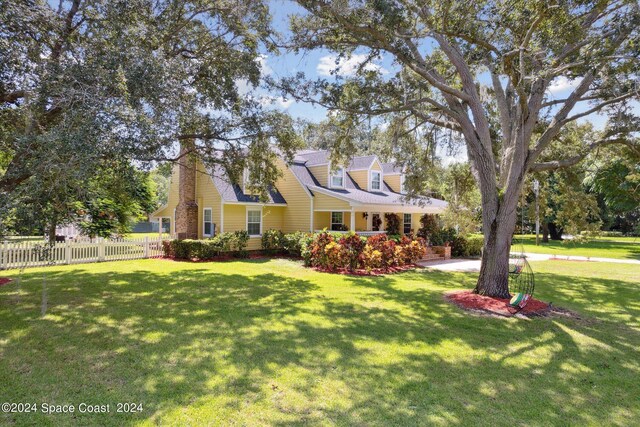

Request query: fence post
[
  {"left": 65, "top": 241, "right": 72, "bottom": 265},
  {"left": 1, "top": 241, "right": 7, "bottom": 270},
  {"left": 98, "top": 238, "right": 105, "bottom": 262},
  {"left": 143, "top": 236, "right": 149, "bottom": 258}
]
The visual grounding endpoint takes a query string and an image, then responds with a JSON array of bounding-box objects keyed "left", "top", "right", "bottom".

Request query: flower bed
[
  {"left": 160, "top": 230, "right": 426, "bottom": 274},
  {"left": 305, "top": 231, "right": 427, "bottom": 274}
]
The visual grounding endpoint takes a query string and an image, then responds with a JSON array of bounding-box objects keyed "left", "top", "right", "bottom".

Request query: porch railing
[{"left": 314, "top": 230, "right": 387, "bottom": 237}]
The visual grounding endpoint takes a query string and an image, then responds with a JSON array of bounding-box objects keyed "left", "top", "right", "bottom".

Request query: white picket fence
[{"left": 0, "top": 237, "right": 165, "bottom": 270}]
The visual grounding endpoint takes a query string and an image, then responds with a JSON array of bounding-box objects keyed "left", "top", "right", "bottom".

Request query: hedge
[{"left": 162, "top": 231, "right": 249, "bottom": 260}]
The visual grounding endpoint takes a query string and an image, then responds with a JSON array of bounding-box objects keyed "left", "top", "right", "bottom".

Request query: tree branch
[{"left": 530, "top": 137, "right": 638, "bottom": 172}]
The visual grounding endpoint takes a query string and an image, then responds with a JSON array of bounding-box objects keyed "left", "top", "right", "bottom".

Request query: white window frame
[
  {"left": 369, "top": 170, "right": 382, "bottom": 191},
  {"left": 329, "top": 165, "right": 345, "bottom": 189},
  {"left": 203, "top": 208, "right": 213, "bottom": 237},
  {"left": 368, "top": 212, "right": 382, "bottom": 231},
  {"left": 403, "top": 213, "right": 412, "bottom": 235},
  {"left": 330, "top": 212, "right": 344, "bottom": 231},
  {"left": 400, "top": 174, "right": 406, "bottom": 194},
  {"left": 246, "top": 207, "right": 263, "bottom": 236}
]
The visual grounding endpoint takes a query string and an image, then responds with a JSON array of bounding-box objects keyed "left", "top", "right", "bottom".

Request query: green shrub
[
  {"left": 161, "top": 240, "right": 174, "bottom": 257},
  {"left": 231, "top": 230, "right": 250, "bottom": 258},
  {"left": 262, "top": 229, "right": 284, "bottom": 254},
  {"left": 466, "top": 236, "right": 483, "bottom": 256},
  {"left": 172, "top": 239, "right": 196, "bottom": 260},
  {"left": 282, "top": 231, "right": 310, "bottom": 257},
  {"left": 450, "top": 235, "right": 483, "bottom": 257},
  {"left": 162, "top": 233, "right": 253, "bottom": 260}
]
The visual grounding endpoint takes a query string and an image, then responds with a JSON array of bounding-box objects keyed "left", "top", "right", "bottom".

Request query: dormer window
[
  {"left": 370, "top": 170, "right": 381, "bottom": 191},
  {"left": 330, "top": 167, "right": 345, "bottom": 188}
]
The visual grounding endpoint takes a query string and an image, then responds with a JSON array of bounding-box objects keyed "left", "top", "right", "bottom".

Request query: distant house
[{"left": 151, "top": 150, "right": 447, "bottom": 250}]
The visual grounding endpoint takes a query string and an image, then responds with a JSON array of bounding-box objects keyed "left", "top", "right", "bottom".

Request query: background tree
[{"left": 279, "top": 0, "right": 640, "bottom": 297}]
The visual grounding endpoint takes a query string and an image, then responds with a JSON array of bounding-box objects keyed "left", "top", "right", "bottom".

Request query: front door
[{"left": 371, "top": 213, "right": 382, "bottom": 231}]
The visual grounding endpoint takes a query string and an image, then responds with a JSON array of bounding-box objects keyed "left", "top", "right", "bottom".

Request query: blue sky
[{"left": 259, "top": 0, "right": 637, "bottom": 135}]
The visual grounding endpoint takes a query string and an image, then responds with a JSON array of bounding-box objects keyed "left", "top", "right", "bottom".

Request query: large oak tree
[
  {"left": 279, "top": 0, "right": 640, "bottom": 297},
  {"left": 1, "top": 0, "right": 299, "bottom": 234}
]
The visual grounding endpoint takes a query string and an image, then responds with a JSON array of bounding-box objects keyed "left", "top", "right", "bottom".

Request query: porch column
[{"left": 350, "top": 208, "right": 355, "bottom": 231}]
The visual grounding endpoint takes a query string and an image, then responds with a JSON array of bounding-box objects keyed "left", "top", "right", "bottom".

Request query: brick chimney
[{"left": 175, "top": 140, "right": 198, "bottom": 239}]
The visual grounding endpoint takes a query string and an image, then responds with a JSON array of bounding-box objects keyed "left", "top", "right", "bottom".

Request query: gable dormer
[
  {"left": 381, "top": 162, "right": 404, "bottom": 193},
  {"left": 346, "top": 155, "right": 384, "bottom": 192}
]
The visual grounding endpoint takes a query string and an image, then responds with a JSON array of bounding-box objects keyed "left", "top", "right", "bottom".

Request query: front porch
[{"left": 313, "top": 209, "right": 420, "bottom": 236}]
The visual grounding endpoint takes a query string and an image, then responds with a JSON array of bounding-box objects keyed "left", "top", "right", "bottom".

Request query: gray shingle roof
[
  {"left": 209, "top": 165, "right": 287, "bottom": 204},
  {"left": 381, "top": 162, "right": 403, "bottom": 175},
  {"left": 295, "top": 150, "right": 377, "bottom": 171},
  {"left": 288, "top": 161, "right": 447, "bottom": 210},
  {"left": 346, "top": 155, "right": 376, "bottom": 171}
]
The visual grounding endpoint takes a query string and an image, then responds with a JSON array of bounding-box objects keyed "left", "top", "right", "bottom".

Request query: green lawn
[
  {"left": 515, "top": 235, "right": 640, "bottom": 260},
  {"left": 1, "top": 259, "right": 638, "bottom": 426}
]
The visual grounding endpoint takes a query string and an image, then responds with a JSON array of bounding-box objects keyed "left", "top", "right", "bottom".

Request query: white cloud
[
  {"left": 548, "top": 76, "right": 582, "bottom": 94},
  {"left": 256, "top": 54, "right": 272, "bottom": 76},
  {"left": 317, "top": 54, "right": 388, "bottom": 77}
]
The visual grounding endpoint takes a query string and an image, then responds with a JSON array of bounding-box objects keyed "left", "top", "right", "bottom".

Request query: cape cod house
[{"left": 152, "top": 150, "right": 448, "bottom": 250}]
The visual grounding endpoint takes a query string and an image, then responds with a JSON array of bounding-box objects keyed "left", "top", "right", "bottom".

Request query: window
[
  {"left": 371, "top": 170, "right": 381, "bottom": 191},
  {"left": 330, "top": 167, "right": 345, "bottom": 188},
  {"left": 247, "top": 209, "right": 262, "bottom": 236},
  {"left": 403, "top": 213, "right": 412, "bottom": 235},
  {"left": 203, "top": 208, "right": 213, "bottom": 237},
  {"left": 331, "top": 212, "right": 343, "bottom": 231}
]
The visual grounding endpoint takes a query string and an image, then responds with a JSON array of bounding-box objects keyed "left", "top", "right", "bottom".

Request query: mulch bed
[
  {"left": 0, "top": 278, "right": 12, "bottom": 286},
  {"left": 160, "top": 253, "right": 294, "bottom": 263},
  {"left": 445, "top": 290, "right": 551, "bottom": 317},
  {"left": 313, "top": 264, "right": 420, "bottom": 276}
]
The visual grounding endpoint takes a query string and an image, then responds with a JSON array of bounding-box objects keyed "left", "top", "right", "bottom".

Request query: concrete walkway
[{"left": 418, "top": 252, "right": 640, "bottom": 272}]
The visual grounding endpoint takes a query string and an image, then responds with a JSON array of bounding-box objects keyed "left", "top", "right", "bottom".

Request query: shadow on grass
[{"left": 0, "top": 260, "right": 638, "bottom": 425}]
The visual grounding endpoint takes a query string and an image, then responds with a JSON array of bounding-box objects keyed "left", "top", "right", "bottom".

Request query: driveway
[{"left": 418, "top": 252, "right": 640, "bottom": 272}]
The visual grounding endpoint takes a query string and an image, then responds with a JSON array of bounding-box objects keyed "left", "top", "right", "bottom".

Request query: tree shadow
[{"left": 0, "top": 260, "right": 638, "bottom": 425}]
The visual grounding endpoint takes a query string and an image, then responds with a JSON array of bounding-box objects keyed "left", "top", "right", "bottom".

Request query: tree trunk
[
  {"left": 548, "top": 222, "right": 563, "bottom": 240},
  {"left": 473, "top": 175, "right": 521, "bottom": 298},
  {"left": 474, "top": 217, "right": 514, "bottom": 298},
  {"left": 47, "top": 222, "right": 57, "bottom": 242},
  {"left": 542, "top": 222, "right": 549, "bottom": 243}
]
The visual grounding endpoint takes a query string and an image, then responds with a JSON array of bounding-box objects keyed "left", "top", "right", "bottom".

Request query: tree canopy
[
  {"left": 278, "top": 0, "right": 640, "bottom": 296},
  {"left": 1, "top": 0, "right": 301, "bottom": 231}
]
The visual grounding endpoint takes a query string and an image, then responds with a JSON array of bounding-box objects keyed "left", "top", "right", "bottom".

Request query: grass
[
  {"left": 515, "top": 234, "right": 640, "bottom": 260},
  {"left": 1, "top": 258, "right": 638, "bottom": 426}
]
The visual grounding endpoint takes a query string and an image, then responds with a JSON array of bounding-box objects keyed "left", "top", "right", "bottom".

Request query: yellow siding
[
  {"left": 354, "top": 211, "right": 368, "bottom": 231},
  {"left": 313, "top": 192, "right": 351, "bottom": 211},
  {"left": 309, "top": 165, "right": 328, "bottom": 187},
  {"left": 348, "top": 170, "right": 368, "bottom": 189},
  {"left": 154, "top": 164, "right": 180, "bottom": 232},
  {"left": 196, "top": 161, "right": 222, "bottom": 239},
  {"left": 314, "top": 211, "right": 351, "bottom": 230},
  {"left": 385, "top": 175, "right": 402, "bottom": 193},
  {"left": 275, "top": 159, "right": 312, "bottom": 233},
  {"left": 223, "top": 204, "right": 285, "bottom": 250},
  {"left": 371, "top": 159, "right": 382, "bottom": 171}
]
